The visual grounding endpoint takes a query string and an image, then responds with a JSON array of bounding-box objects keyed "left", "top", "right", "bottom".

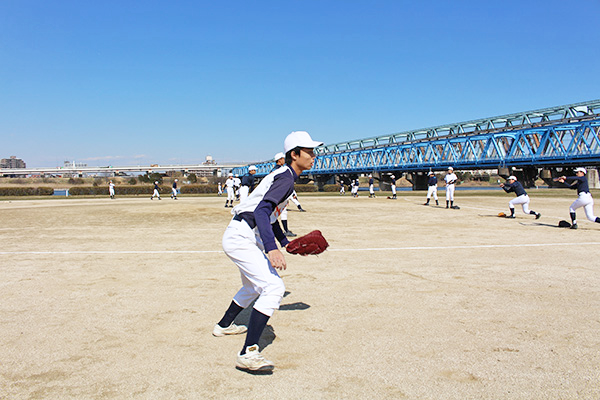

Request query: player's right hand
[{"left": 268, "top": 249, "right": 287, "bottom": 271}]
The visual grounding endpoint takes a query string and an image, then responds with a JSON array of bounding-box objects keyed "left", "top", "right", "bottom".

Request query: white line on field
[{"left": 1, "top": 241, "right": 599, "bottom": 255}]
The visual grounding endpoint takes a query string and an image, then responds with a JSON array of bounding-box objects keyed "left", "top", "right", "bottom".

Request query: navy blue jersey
[
  {"left": 502, "top": 181, "right": 527, "bottom": 197},
  {"left": 154, "top": 183, "right": 159, "bottom": 190},
  {"left": 391, "top": 178, "right": 396, "bottom": 185},
  {"left": 172, "top": 182, "right": 177, "bottom": 189},
  {"left": 428, "top": 176, "right": 438, "bottom": 186},
  {"left": 241, "top": 173, "right": 255, "bottom": 190},
  {"left": 565, "top": 176, "right": 590, "bottom": 194},
  {"left": 369, "top": 178, "right": 374, "bottom": 185}
]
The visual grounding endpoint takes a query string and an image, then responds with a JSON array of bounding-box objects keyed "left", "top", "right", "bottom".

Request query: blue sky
[{"left": 2, "top": 1, "right": 599, "bottom": 167}]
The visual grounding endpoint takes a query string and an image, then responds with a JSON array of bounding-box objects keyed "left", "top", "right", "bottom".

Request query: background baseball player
[
  {"left": 171, "top": 179, "right": 179, "bottom": 200},
  {"left": 368, "top": 174, "right": 375, "bottom": 198},
  {"left": 108, "top": 180, "right": 115, "bottom": 199},
  {"left": 239, "top": 165, "right": 257, "bottom": 203},
  {"left": 217, "top": 182, "right": 223, "bottom": 196},
  {"left": 351, "top": 178, "right": 359, "bottom": 197},
  {"left": 151, "top": 181, "right": 161, "bottom": 200},
  {"left": 233, "top": 174, "right": 241, "bottom": 201},
  {"left": 444, "top": 167, "right": 457, "bottom": 209},
  {"left": 225, "top": 173, "right": 235, "bottom": 207},
  {"left": 554, "top": 167, "right": 600, "bottom": 229},
  {"left": 424, "top": 171, "right": 438, "bottom": 205},
  {"left": 500, "top": 175, "right": 541, "bottom": 219},
  {"left": 389, "top": 175, "right": 397, "bottom": 199},
  {"left": 339, "top": 180, "right": 345, "bottom": 195},
  {"left": 214, "top": 130, "right": 323, "bottom": 373}
]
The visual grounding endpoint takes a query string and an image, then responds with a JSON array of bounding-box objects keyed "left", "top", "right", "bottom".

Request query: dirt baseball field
[{"left": 1, "top": 191, "right": 599, "bottom": 399}]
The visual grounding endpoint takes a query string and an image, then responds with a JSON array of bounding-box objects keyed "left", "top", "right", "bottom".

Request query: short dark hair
[{"left": 285, "top": 146, "right": 302, "bottom": 165}]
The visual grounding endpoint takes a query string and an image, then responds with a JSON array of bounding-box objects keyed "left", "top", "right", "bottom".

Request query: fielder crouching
[{"left": 214, "top": 130, "right": 323, "bottom": 373}]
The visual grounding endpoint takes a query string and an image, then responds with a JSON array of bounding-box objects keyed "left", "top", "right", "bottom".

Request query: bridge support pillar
[
  {"left": 313, "top": 175, "right": 335, "bottom": 191},
  {"left": 406, "top": 171, "right": 428, "bottom": 190},
  {"left": 499, "top": 167, "right": 538, "bottom": 188}
]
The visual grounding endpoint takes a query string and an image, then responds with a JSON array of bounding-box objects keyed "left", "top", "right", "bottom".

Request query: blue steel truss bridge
[{"left": 233, "top": 99, "right": 600, "bottom": 189}]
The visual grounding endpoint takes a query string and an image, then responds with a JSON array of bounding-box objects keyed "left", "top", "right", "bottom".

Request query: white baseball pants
[
  {"left": 172, "top": 188, "right": 178, "bottom": 197},
  {"left": 445, "top": 184, "right": 455, "bottom": 201},
  {"left": 427, "top": 185, "right": 438, "bottom": 200},
  {"left": 152, "top": 189, "right": 160, "bottom": 198},
  {"left": 391, "top": 185, "right": 396, "bottom": 196},
  {"left": 369, "top": 184, "right": 374, "bottom": 195},
  {"left": 222, "top": 219, "right": 285, "bottom": 317},
  {"left": 226, "top": 187, "right": 235, "bottom": 201},
  {"left": 239, "top": 186, "right": 250, "bottom": 202},
  {"left": 570, "top": 192, "right": 597, "bottom": 222},
  {"left": 109, "top": 188, "right": 115, "bottom": 197},
  {"left": 509, "top": 194, "right": 531, "bottom": 214}
]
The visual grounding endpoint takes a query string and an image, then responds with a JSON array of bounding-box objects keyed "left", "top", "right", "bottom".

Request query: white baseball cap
[
  {"left": 273, "top": 152, "right": 285, "bottom": 161},
  {"left": 575, "top": 167, "right": 587, "bottom": 174},
  {"left": 507, "top": 175, "right": 517, "bottom": 181},
  {"left": 228, "top": 173, "right": 233, "bottom": 177},
  {"left": 175, "top": 179, "right": 178, "bottom": 181},
  {"left": 448, "top": 167, "right": 454, "bottom": 171},
  {"left": 429, "top": 171, "right": 434, "bottom": 175},
  {"left": 249, "top": 165, "right": 257, "bottom": 171},
  {"left": 284, "top": 131, "right": 323, "bottom": 154},
  {"left": 154, "top": 181, "right": 158, "bottom": 184},
  {"left": 390, "top": 175, "right": 395, "bottom": 178}
]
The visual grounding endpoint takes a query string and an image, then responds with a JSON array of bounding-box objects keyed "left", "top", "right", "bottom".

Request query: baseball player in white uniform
[
  {"left": 339, "top": 181, "right": 345, "bottom": 195},
  {"left": 214, "top": 130, "right": 323, "bottom": 373},
  {"left": 351, "top": 178, "right": 359, "bottom": 197},
  {"left": 108, "top": 180, "right": 115, "bottom": 199},
  {"left": 225, "top": 173, "right": 235, "bottom": 207},
  {"left": 444, "top": 167, "right": 458, "bottom": 208},
  {"left": 217, "top": 182, "right": 223, "bottom": 196},
  {"left": 424, "top": 171, "right": 439, "bottom": 205}
]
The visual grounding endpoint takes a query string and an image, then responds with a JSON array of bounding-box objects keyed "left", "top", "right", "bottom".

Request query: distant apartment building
[{"left": 1, "top": 156, "right": 26, "bottom": 169}]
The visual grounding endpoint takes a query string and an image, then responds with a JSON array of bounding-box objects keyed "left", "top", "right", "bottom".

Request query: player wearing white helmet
[
  {"left": 368, "top": 175, "right": 375, "bottom": 198},
  {"left": 217, "top": 181, "right": 223, "bottom": 196},
  {"left": 554, "top": 167, "right": 600, "bottom": 229},
  {"left": 444, "top": 167, "right": 458, "bottom": 209},
  {"left": 214, "top": 131, "right": 323, "bottom": 373},
  {"left": 424, "top": 171, "right": 439, "bottom": 206},
  {"left": 225, "top": 173, "right": 235, "bottom": 207},
  {"left": 500, "top": 176, "right": 540, "bottom": 219},
  {"left": 239, "top": 166, "right": 257, "bottom": 203},
  {"left": 151, "top": 181, "right": 161, "bottom": 200}
]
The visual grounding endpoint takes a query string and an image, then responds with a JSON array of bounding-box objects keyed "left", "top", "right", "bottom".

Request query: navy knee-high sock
[
  {"left": 282, "top": 219, "right": 289, "bottom": 232},
  {"left": 241, "top": 308, "right": 270, "bottom": 354},
  {"left": 218, "top": 301, "right": 244, "bottom": 328}
]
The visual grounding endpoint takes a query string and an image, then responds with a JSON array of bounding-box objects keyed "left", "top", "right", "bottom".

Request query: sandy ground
[{"left": 1, "top": 192, "right": 599, "bottom": 399}]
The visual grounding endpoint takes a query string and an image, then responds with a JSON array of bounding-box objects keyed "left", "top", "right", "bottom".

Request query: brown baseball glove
[
  {"left": 286, "top": 230, "right": 329, "bottom": 256},
  {"left": 498, "top": 212, "right": 506, "bottom": 217}
]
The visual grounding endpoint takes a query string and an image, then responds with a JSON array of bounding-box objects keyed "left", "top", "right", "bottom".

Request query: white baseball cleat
[
  {"left": 212, "top": 323, "right": 247, "bottom": 337},
  {"left": 236, "top": 345, "right": 274, "bottom": 372}
]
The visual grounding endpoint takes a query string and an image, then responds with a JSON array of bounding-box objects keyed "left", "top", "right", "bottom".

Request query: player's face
[
  {"left": 296, "top": 148, "right": 316, "bottom": 171},
  {"left": 576, "top": 171, "right": 585, "bottom": 177}
]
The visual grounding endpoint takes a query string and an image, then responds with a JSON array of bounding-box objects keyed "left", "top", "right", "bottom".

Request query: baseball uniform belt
[{"left": 233, "top": 213, "right": 257, "bottom": 229}]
